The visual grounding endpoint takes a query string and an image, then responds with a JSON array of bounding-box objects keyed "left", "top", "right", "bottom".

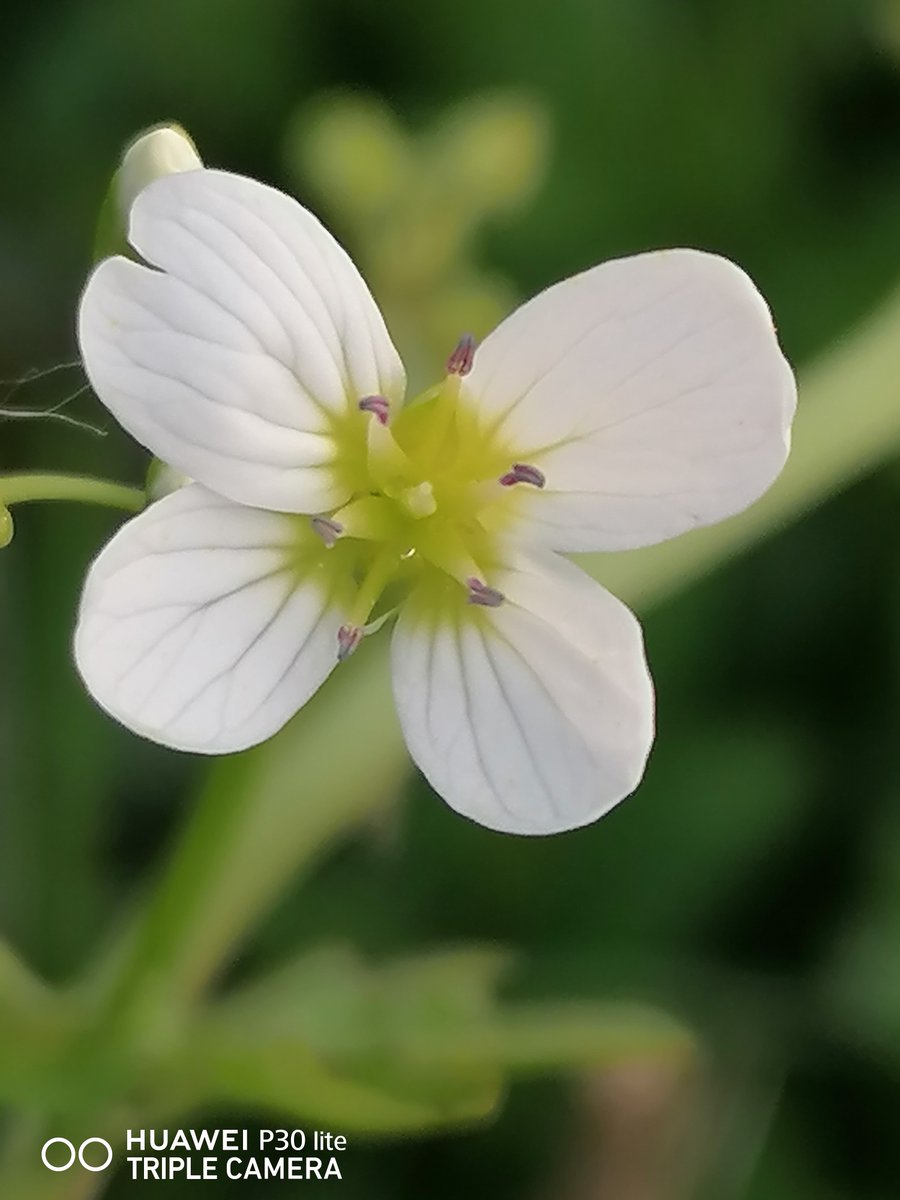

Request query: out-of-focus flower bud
[
  {"left": 288, "top": 96, "right": 412, "bottom": 223},
  {"left": 434, "top": 95, "right": 550, "bottom": 214},
  {"left": 117, "top": 124, "right": 202, "bottom": 219}
]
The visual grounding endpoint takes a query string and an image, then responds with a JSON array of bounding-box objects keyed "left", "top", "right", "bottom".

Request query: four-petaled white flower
[{"left": 75, "top": 168, "right": 795, "bottom": 834}]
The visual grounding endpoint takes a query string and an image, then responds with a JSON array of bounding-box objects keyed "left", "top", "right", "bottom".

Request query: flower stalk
[{"left": 0, "top": 474, "right": 144, "bottom": 514}]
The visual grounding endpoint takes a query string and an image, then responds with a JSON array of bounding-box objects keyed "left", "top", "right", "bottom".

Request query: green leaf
[
  {"left": 0, "top": 941, "right": 82, "bottom": 1107},
  {"left": 181, "top": 947, "right": 507, "bottom": 1131},
  {"left": 159, "top": 946, "right": 691, "bottom": 1135},
  {"left": 177, "top": 1032, "right": 495, "bottom": 1133}
]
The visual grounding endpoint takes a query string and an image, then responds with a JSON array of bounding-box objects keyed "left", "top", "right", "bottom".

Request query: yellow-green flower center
[{"left": 316, "top": 370, "right": 541, "bottom": 639}]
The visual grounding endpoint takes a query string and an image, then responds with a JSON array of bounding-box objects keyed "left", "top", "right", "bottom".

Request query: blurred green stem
[
  {"left": 0, "top": 474, "right": 144, "bottom": 513},
  {"left": 97, "top": 638, "right": 406, "bottom": 1040}
]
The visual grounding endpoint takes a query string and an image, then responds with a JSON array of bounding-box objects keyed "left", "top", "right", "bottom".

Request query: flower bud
[
  {"left": 289, "top": 96, "right": 412, "bottom": 223},
  {"left": 435, "top": 95, "right": 550, "bottom": 214},
  {"left": 117, "top": 124, "right": 202, "bottom": 219},
  {"left": 94, "top": 123, "right": 203, "bottom": 262}
]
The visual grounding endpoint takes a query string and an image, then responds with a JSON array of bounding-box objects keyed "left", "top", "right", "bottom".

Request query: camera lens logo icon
[{"left": 41, "top": 1138, "right": 113, "bottom": 1173}]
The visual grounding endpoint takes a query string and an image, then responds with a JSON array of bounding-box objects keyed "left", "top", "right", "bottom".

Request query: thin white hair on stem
[
  {"left": 0, "top": 360, "right": 108, "bottom": 437},
  {"left": 0, "top": 359, "right": 81, "bottom": 393}
]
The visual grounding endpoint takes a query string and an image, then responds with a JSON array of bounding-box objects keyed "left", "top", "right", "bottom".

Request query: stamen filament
[
  {"left": 348, "top": 546, "right": 403, "bottom": 629},
  {"left": 414, "top": 380, "right": 459, "bottom": 467},
  {"left": 415, "top": 521, "right": 484, "bottom": 588},
  {"left": 366, "top": 417, "right": 413, "bottom": 491},
  {"left": 330, "top": 496, "right": 398, "bottom": 542}
]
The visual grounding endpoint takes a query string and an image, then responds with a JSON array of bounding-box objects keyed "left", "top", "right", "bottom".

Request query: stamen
[
  {"left": 358, "top": 394, "right": 390, "bottom": 425},
  {"left": 311, "top": 515, "right": 343, "bottom": 548},
  {"left": 365, "top": 416, "right": 410, "bottom": 491},
  {"left": 466, "top": 577, "right": 505, "bottom": 608},
  {"left": 447, "top": 333, "right": 477, "bottom": 377},
  {"left": 337, "top": 624, "right": 364, "bottom": 662},
  {"left": 499, "top": 462, "right": 545, "bottom": 489}
]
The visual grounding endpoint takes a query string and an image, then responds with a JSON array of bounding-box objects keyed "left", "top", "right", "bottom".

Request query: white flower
[{"left": 75, "top": 168, "right": 795, "bottom": 835}]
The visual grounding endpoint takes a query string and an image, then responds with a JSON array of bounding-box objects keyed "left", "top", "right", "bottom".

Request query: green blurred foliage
[
  {"left": 285, "top": 92, "right": 548, "bottom": 387},
  {"left": 1, "top": 0, "right": 900, "bottom": 1197},
  {"left": 170, "top": 947, "right": 687, "bottom": 1132}
]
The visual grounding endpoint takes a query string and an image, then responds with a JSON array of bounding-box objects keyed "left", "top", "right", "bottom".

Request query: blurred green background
[{"left": 2, "top": 0, "right": 900, "bottom": 1196}]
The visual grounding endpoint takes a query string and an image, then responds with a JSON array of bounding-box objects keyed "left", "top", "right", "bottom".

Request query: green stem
[
  {"left": 0, "top": 474, "right": 144, "bottom": 514},
  {"left": 95, "top": 637, "right": 407, "bottom": 1039}
]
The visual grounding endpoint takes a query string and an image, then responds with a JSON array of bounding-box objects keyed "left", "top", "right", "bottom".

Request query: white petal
[
  {"left": 75, "top": 484, "right": 349, "bottom": 753},
  {"left": 78, "top": 168, "right": 405, "bottom": 514},
  {"left": 464, "top": 249, "right": 796, "bottom": 551},
  {"left": 391, "top": 549, "right": 654, "bottom": 834}
]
